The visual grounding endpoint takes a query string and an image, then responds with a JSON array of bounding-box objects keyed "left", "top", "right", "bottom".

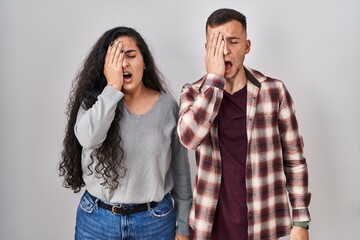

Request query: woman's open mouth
[{"left": 123, "top": 72, "right": 132, "bottom": 82}]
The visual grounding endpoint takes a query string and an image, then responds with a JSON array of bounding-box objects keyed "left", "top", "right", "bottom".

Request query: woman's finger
[
  {"left": 104, "top": 41, "right": 113, "bottom": 65},
  {"left": 117, "top": 47, "right": 125, "bottom": 68},
  {"left": 108, "top": 40, "right": 119, "bottom": 64},
  {"left": 113, "top": 42, "right": 123, "bottom": 64}
]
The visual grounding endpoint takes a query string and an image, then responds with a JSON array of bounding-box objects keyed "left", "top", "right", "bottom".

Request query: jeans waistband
[{"left": 88, "top": 192, "right": 158, "bottom": 215}]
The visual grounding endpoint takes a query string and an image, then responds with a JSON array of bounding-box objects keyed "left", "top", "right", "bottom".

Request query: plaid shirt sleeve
[
  {"left": 278, "top": 83, "right": 311, "bottom": 222},
  {"left": 177, "top": 74, "right": 225, "bottom": 150}
]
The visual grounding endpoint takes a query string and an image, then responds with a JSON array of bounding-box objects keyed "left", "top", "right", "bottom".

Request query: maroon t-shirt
[{"left": 211, "top": 86, "right": 248, "bottom": 240}]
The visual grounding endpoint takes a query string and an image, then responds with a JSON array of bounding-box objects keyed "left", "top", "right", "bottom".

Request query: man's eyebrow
[{"left": 226, "top": 36, "right": 240, "bottom": 40}]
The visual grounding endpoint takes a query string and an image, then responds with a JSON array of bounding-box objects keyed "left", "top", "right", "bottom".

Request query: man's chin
[{"left": 224, "top": 72, "right": 233, "bottom": 80}]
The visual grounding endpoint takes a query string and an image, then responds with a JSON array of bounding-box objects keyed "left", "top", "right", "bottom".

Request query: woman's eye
[{"left": 127, "top": 55, "right": 136, "bottom": 59}]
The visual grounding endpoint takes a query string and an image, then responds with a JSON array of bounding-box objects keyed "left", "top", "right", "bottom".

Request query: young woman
[{"left": 59, "top": 26, "right": 192, "bottom": 240}]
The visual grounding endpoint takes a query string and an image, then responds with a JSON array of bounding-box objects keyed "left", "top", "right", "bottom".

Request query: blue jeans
[{"left": 75, "top": 191, "right": 176, "bottom": 240}]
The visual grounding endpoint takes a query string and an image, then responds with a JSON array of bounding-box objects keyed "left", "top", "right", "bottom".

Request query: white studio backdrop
[{"left": 1, "top": 0, "right": 359, "bottom": 239}]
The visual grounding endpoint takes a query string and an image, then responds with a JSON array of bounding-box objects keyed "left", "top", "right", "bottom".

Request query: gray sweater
[{"left": 74, "top": 86, "right": 192, "bottom": 235}]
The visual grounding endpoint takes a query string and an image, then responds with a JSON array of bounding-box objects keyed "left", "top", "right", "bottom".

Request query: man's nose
[{"left": 223, "top": 41, "right": 229, "bottom": 55}]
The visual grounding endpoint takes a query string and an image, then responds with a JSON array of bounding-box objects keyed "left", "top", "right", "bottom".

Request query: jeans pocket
[
  {"left": 78, "top": 191, "right": 96, "bottom": 214},
  {"left": 149, "top": 194, "right": 174, "bottom": 218}
]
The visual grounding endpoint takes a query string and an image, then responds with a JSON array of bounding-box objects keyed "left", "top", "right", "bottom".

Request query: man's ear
[{"left": 245, "top": 39, "right": 251, "bottom": 54}]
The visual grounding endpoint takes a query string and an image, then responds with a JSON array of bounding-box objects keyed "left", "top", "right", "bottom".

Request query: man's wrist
[
  {"left": 202, "top": 74, "right": 225, "bottom": 89},
  {"left": 293, "top": 221, "right": 309, "bottom": 229}
]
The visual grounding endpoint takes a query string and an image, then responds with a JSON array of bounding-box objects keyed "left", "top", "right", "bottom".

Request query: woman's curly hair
[{"left": 59, "top": 26, "right": 167, "bottom": 192}]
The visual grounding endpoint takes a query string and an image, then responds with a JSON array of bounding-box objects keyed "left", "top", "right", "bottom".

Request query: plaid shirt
[{"left": 177, "top": 67, "right": 311, "bottom": 240}]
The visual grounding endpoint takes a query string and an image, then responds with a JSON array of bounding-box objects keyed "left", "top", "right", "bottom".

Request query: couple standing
[{"left": 60, "top": 8, "right": 311, "bottom": 240}]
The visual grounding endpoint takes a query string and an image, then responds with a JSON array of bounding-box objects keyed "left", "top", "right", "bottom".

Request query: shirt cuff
[
  {"left": 201, "top": 74, "right": 225, "bottom": 90},
  {"left": 102, "top": 85, "right": 124, "bottom": 101},
  {"left": 293, "top": 221, "right": 309, "bottom": 229},
  {"left": 176, "top": 224, "right": 190, "bottom": 236}
]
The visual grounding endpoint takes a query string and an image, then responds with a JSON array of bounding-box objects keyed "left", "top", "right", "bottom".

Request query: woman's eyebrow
[{"left": 125, "top": 49, "right": 136, "bottom": 54}]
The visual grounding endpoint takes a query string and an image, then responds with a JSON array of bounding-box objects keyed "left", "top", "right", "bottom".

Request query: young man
[{"left": 177, "top": 8, "right": 311, "bottom": 240}]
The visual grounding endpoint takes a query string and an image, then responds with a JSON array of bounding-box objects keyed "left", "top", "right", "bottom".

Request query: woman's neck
[
  {"left": 123, "top": 87, "right": 160, "bottom": 115},
  {"left": 123, "top": 84, "right": 152, "bottom": 103}
]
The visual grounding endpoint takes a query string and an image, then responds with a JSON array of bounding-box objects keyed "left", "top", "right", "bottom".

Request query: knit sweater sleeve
[{"left": 74, "top": 86, "right": 124, "bottom": 150}]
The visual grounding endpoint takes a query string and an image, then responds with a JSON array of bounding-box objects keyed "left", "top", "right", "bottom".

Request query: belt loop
[
  {"left": 94, "top": 198, "right": 100, "bottom": 207},
  {"left": 146, "top": 202, "right": 151, "bottom": 211},
  {"left": 92, "top": 196, "right": 100, "bottom": 208},
  {"left": 87, "top": 191, "right": 99, "bottom": 207}
]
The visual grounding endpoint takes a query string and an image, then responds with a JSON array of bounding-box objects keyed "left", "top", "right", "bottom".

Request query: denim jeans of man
[{"left": 75, "top": 191, "right": 176, "bottom": 240}]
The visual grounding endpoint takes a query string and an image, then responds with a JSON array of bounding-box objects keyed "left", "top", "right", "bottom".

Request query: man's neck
[{"left": 224, "top": 69, "right": 247, "bottom": 94}]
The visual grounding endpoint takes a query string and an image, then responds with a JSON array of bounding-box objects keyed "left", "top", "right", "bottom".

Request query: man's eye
[{"left": 229, "top": 41, "right": 238, "bottom": 44}]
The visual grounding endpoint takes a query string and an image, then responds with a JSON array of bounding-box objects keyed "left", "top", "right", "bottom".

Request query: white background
[{"left": 1, "top": 0, "right": 359, "bottom": 239}]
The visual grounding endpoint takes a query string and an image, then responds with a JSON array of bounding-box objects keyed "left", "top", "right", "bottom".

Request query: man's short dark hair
[{"left": 206, "top": 8, "right": 247, "bottom": 33}]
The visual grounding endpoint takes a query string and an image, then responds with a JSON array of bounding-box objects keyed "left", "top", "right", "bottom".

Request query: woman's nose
[{"left": 122, "top": 59, "right": 129, "bottom": 68}]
